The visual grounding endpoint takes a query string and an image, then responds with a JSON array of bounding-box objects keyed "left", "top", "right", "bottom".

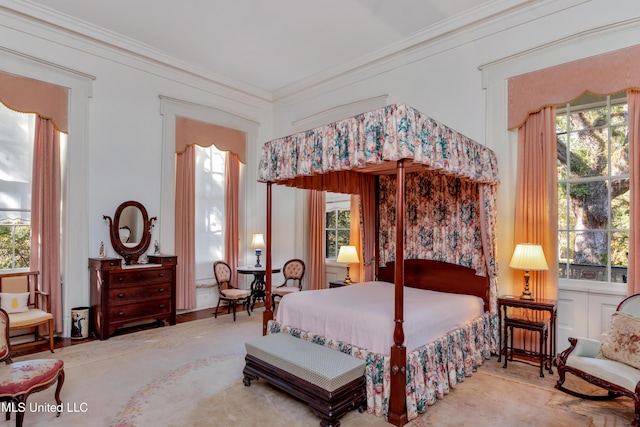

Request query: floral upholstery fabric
[
  {"left": 268, "top": 313, "right": 496, "bottom": 421},
  {"left": 0, "top": 359, "right": 64, "bottom": 397},
  {"left": 600, "top": 311, "right": 640, "bottom": 370},
  {"left": 258, "top": 104, "right": 499, "bottom": 185}
]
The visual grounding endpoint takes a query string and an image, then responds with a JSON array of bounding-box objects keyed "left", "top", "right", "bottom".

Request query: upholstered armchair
[
  {"left": 272, "top": 259, "right": 305, "bottom": 308},
  {"left": 556, "top": 293, "right": 640, "bottom": 426},
  {"left": 213, "top": 261, "right": 251, "bottom": 321},
  {"left": 0, "top": 308, "right": 64, "bottom": 427},
  {"left": 0, "top": 271, "right": 54, "bottom": 353}
]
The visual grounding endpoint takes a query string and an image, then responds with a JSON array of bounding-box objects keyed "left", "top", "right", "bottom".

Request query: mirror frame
[{"left": 103, "top": 201, "right": 156, "bottom": 265}]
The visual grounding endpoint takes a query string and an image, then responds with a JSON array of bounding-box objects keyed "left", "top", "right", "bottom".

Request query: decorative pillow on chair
[
  {"left": 0, "top": 292, "right": 30, "bottom": 314},
  {"left": 599, "top": 311, "right": 640, "bottom": 369}
]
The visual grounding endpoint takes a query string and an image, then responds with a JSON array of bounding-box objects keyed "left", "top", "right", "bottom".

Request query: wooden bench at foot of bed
[{"left": 243, "top": 333, "right": 366, "bottom": 427}]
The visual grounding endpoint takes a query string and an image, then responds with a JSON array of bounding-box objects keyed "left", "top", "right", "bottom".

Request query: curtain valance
[
  {"left": 0, "top": 72, "right": 68, "bottom": 133},
  {"left": 508, "top": 44, "right": 640, "bottom": 130},
  {"left": 259, "top": 104, "right": 499, "bottom": 185},
  {"left": 175, "top": 116, "right": 246, "bottom": 163}
]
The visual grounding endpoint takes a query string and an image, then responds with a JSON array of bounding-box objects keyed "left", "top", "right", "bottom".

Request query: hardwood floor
[{"left": 11, "top": 304, "right": 256, "bottom": 358}]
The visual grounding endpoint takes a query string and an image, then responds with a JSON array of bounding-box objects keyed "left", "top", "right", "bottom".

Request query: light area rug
[{"left": 1, "top": 312, "right": 634, "bottom": 427}]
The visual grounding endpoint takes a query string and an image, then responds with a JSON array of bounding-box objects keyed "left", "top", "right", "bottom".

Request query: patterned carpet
[{"left": 4, "top": 313, "right": 634, "bottom": 427}]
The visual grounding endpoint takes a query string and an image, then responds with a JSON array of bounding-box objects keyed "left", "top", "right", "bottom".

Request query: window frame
[{"left": 556, "top": 94, "right": 629, "bottom": 290}]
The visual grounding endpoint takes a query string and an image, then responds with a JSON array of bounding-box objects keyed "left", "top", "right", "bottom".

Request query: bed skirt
[{"left": 267, "top": 312, "right": 498, "bottom": 421}]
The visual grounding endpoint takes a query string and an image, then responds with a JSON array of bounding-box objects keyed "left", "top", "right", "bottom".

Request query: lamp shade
[
  {"left": 251, "top": 233, "right": 265, "bottom": 249},
  {"left": 336, "top": 245, "right": 359, "bottom": 264},
  {"left": 509, "top": 243, "right": 549, "bottom": 271}
]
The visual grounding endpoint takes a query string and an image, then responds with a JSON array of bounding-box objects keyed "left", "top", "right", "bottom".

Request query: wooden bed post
[
  {"left": 388, "top": 159, "right": 408, "bottom": 426},
  {"left": 263, "top": 181, "right": 274, "bottom": 335}
]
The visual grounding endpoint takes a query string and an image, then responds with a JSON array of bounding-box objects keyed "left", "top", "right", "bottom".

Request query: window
[
  {"left": 557, "top": 94, "right": 629, "bottom": 283},
  {"left": 195, "top": 144, "right": 227, "bottom": 279},
  {"left": 325, "top": 192, "right": 351, "bottom": 258},
  {"left": 0, "top": 103, "right": 35, "bottom": 270}
]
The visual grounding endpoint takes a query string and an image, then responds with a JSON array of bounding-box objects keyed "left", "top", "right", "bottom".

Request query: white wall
[{"left": 0, "top": 9, "right": 273, "bottom": 336}]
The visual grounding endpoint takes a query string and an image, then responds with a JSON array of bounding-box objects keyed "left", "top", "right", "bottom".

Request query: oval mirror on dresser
[{"left": 103, "top": 201, "right": 157, "bottom": 265}]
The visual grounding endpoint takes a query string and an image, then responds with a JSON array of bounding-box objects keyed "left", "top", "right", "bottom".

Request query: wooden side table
[{"left": 497, "top": 295, "right": 557, "bottom": 375}]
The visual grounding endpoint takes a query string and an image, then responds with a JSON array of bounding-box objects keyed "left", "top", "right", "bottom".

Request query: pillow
[
  {"left": 599, "top": 311, "right": 640, "bottom": 370},
  {"left": 0, "top": 292, "right": 30, "bottom": 314}
]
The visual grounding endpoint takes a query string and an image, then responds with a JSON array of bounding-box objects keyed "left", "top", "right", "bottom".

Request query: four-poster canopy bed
[{"left": 257, "top": 103, "right": 500, "bottom": 425}]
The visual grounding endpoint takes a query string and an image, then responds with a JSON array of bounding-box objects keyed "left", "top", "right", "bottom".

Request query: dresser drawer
[
  {"left": 110, "top": 269, "right": 172, "bottom": 287},
  {"left": 109, "top": 298, "right": 172, "bottom": 322},
  {"left": 108, "top": 283, "right": 170, "bottom": 304}
]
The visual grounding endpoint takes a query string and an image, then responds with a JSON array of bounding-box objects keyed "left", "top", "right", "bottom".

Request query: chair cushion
[
  {"left": 599, "top": 311, "right": 640, "bottom": 370},
  {"left": 0, "top": 292, "right": 30, "bottom": 314},
  {"left": 567, "top": 353, "right": 640, "bottom": 393},
  {"left": 220, "top": 289, "right": 251, "bottom": 300},
  {"left": 273, "top": 287, "right": 300, "bottom": 296},
  {"left": 8, "top": 309, "right": 53, "bottom": 329},
  {"left": 0, "top": 359, "right": 64, "bottom": 397}
]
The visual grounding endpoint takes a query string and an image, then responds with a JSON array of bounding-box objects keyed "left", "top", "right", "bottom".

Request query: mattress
[{"left": 275, "top": 281, "right": 484, "bottom": 355}]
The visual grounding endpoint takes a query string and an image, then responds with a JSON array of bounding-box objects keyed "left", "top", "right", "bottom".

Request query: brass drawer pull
[
  {"left": 117, "top": 311, "right": 125, "bottom": 317},
  {"left": 117, "top": 293, "right": 125, "bottom": 298}
]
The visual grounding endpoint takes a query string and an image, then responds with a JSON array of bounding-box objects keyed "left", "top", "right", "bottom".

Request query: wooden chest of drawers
[{"left": 89, "top": 255, "right": 177, "bottom": 340}]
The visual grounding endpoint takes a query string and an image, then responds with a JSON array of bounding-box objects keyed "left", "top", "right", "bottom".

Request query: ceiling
[{"left": 13, "top": 0, "right": 527, "bottom": 100}]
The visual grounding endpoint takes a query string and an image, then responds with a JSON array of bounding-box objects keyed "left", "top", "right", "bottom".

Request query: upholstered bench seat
[{"left": 243, "top": 333, "right": 366, "bottom": 427}]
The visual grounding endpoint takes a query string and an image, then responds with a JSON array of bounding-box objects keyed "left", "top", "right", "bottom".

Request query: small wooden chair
[
  {"left": 272, "top": 259, "right": 305, "bottom": 308},
  {"left": 0, "top": 271, "right": 54, "bottom": 353},
  {"left": 0, "top": 308, "right": 64, "bottom": 427},
  {"left": 213, "top": 261, "right": 251, "bottom": 321}
]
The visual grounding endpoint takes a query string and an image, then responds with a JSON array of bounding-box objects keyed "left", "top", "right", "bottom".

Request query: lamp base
[
  {"left": 519, "top": 272, "right": 534, "bottom": 300},
  {"left": 344, "top": 266, "right": 353, "bottom": 284}
]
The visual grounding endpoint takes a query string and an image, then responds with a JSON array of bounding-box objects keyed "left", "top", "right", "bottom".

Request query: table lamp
[
  {"left": 509, "top": 243, "right": 549, "bottom": 300},
  {"left": 251, "top": 233, "right": 265, "bottom": 268},
  {"left": 336, "top": 245, "right": 359, "bottom": 284}
]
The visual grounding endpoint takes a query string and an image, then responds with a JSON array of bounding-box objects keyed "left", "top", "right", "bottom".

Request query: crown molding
[
  {"left": 0, "top": 0, "right": 273, "bottom": 108},
  {"left": 272, "top": 0, "right": 589, "bottom": 106}
]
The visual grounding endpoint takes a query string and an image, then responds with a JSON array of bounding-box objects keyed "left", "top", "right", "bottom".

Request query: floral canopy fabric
[{"left": 258, "top": 103, "right": 499, "bottom": 186}]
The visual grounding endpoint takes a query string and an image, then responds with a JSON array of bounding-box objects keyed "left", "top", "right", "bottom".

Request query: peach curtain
[
  {"left": 224, "top": 152, "right": 240, "bottom": 285},
  {"left": 30, "top": 117, "right": 62, "bottom": 331},
  {"left": 1, "top": 73, "right": 67, "bottom": 332},
  {"left": 629, "top": 90, "right": 640, "bottom": 295},
  {"left": 508, "top": 44, "right": 640, "bottom": 130},
  {"left": 358, "top": 175, "right": 376, "bottom": 282},
  {"left": 175, "top": 145, "right": 196, "bottom": 309},
  {"left": 349, "top": 195, "right": 362, "bottom": 283},
  {"left": 174, "top": 118, "right": 246, "bottom": 309},
  {"left": 308, "top": 190, "right": 326, "bottom": 289},
  {"left": 175, "top": 117, "right": 246, "bottom": 161},
  {"left": 514, "top": 107, "right": 558, "bottom": 300},
  {"left": 0, "top": 72, "right": 68, "bottom": 133}
]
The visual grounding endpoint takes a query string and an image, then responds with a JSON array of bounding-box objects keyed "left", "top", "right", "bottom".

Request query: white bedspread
[{"left": 275, "top": 281, "right": 484, "bottom": 356}]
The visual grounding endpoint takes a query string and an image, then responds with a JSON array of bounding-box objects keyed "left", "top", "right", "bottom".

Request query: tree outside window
[{"left": 557, "top": 94, "right": 629, "bottom": 283}]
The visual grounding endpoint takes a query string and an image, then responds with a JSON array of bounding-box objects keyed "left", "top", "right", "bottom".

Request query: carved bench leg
[{"left": 243, "top": 371, "right": 258, "bottom": 386}]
